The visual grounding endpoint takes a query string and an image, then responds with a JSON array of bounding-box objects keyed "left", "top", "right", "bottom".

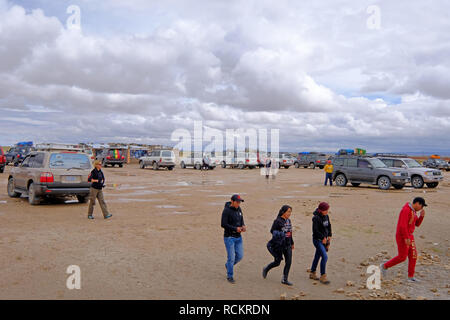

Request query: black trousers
[{"left": 266, "top": 245, "right": 292, "bottom": 278}]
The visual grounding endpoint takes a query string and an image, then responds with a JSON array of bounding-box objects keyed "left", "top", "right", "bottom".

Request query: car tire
[
  {"left": 294, "top": 162, "right": 300, "bottom": 168},
  {"left": 221, "top": 161, "right": 226, "bottom": 168},
  {"left": 209, "top": 166, "right": 215, "bottom": 170},
  {"left": 119, "top": 164, "right": 123, "bottom": 168},
  {"left": 309, "top": 163, "right": 316, "bottom": 169},
  {"left": 284, "top": 166, "right": 289, "bottom": 169},
  {"left": 28, "top": 183, "right": 40, "bottom": 205},
  {"left": 335, "top": 174, "right": 347, "bottom": 187},
  {"left": 411, "top": 176, "right": 424, "bottom": 189},
  {"left": 77, "top": 195, "right": 88, "bottom": 203},
  {"left": 180, "top": 162, "right": 186, "bottom": 169},
  {"left": 303, "top": 166, "right": 308, "bottom": 168},
  {"left": 238, "top": 163, "right": 245, "bottom": 169},
  {"left": 351, "top": 183, "right": 361, "bottom": 187},
  {"left": 319, "top": 166, "right": 324, "bottom": 169},
  {"left": 377, "top": 176, "right": 391, "bottom": 190},
  {"left": 7, "top": 178, "right": 21, "bottom": 198},
  {"left": 153, "top": 162, "right": 159, "bottom": 170},
  {"left": 194, "top": 163, "right": 201, "bottom": 170},
  {"left": 426, "top": 182, "right": 438, "bottom": 188},
  {"left": 168, "top": 166, "right": 174, "bottom": 171},
  {"left": 139, "top": 161, "right": 145, "bottom": 169},
  {"left": 393, "top": 184, "right": 405, "bottom": 190}
]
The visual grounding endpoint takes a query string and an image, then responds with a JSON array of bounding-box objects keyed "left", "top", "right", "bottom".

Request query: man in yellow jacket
[{"left": 324, "top": 160, "right": 333, "bottom": 186}]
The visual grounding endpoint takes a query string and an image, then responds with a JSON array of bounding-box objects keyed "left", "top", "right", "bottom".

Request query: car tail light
[
  {"left": 159, "top": 158, "right": 162, "bottom": 162},
  {"left": 106, "top": 156, "right": 111, "bottom": 159},
  {"left": 121, "top": 156, "right": 125, "bottom": 160},
  {"left": 1, "top": 155, "right": 5, "bottom": 163},
  {"left": 246, "top": 159, "right": 249, "bottom": 162},
  {"left": 40, "top": 172, "right": 54, "bottom": 183},
  {"left": 316, "top": 160, "right": 320, "bottom": 163},
  {"left": 283, "top": 160, "right": 286, "bottom": 163}
]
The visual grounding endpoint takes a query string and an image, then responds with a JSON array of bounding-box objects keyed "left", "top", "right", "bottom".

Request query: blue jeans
[
  {"left": 324, "top": 173, "right": 333, "bottom": 186},
  {"left": 224, "top": 236, "right": 244, "bottom": 278},
  {"left": 311, "top": 239, "right": 328, "bottom": 275}
]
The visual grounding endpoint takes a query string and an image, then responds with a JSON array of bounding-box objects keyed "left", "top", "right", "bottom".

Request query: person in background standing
[{"left": 324, "top": 160, "right": 333, "bottom": 186}]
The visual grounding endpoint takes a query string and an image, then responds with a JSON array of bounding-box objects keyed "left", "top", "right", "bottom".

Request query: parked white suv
[
  {"left": 139, "top": 150, "right": 176, "bottom": 170},
  {"left": 180, "top": 152, "right": 219, "bottom": 170},
  {"left": 221, "top": 152, "right": 259, "bottom": 169},
  {"left": 377, "top": 157, "right": 443, "bottom": 188}
]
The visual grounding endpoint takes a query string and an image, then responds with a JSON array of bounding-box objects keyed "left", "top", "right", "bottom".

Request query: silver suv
[
  {"left": 377, "top": 157, "right": 442, "bottom": 188},
  {"left": 332, "top": 156, "right": 410, "bottom": 190},
  {"left": 139, "top": 150, "right": 176, "bottom": 170}
]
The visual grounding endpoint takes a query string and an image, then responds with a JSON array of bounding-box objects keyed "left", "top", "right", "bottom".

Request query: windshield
[
  {"left": 403, "top": 159, "right": 422, "bottom": 168},
  {"left": 49, "top": 153, "right": 91, "bottom": 169},
  {"left": 368, "top": 158, "right": 387, "bottom": 168}
]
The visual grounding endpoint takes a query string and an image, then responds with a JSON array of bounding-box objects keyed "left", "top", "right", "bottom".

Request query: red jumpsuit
[{"left": 384, "top": 203, "right": 424, "bottom": 278}]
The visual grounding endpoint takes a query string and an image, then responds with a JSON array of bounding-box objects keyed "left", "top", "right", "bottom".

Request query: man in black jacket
[
  {"left": 87, "top": 160, "right": 112, "bottom": 220},
  {"left": 221, "top": 194, "right": 246, "bottom": 283},
  {"left": 309, "top": 202, "right": 332, "bottom": 284}
]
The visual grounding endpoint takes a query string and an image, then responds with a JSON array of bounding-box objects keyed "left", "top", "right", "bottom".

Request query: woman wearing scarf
[{"left": 262, "top": 205, "right": 294, "bottom": 286}]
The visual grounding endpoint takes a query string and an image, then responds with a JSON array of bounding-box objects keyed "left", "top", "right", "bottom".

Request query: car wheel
[
  {"left": 221, "top": 161, "right": 226, "bottom": 168},
  {"left": 238, "top": 163, "right": 245, "bottom": 169},
  {"left": 294, "top": 162, "right": 300, "bottom": 168},
  {"left": 153, "top": 162, "right": 159, "bottom": 170},
  {"left": 209, "top": 166, "right": 215, "bottom": 170},
  {"left": 319, "top": 166, "right": 324, "bottom": 169},
  {"left": 195, "top": 163, "right": 201, "bottom": 170},
  {"left": 303, "top": 166, "right": 308, "bottom": 168},
  {"left": 119, "top": 164, "right": 123, "bottom": 168},
  {"left": 411, "top": 176, "right": 424, "bottom": 189},
  {"left": 284, "top": 166, "right": 289, "bottom": 169},
  {"left": 351, "top": 183, "right": 361, "bottom": 187},
  {"left": 378, "top": 176, "right": 391, "bottom": 190},
  {"left": 180, "top": 161, "right": 186, "bottom": 169},
  {"left": 0, "top": 166, "right": 4, "bottom": 173},
  {"left": 28, "top": 183, "right": 40, "bottom": 205},
  {"left": 168, "top": 166, "right": 174, "bottom": 171},
  {"left": 309, "top": 163, "right": 316, "bottom": 169},
  {"left": 77, "top": 195, "right": 88, "bottom": 203},
  {"left": 7, "top": 178, "right": 21, "bottom": 198},
  {"left": 139, "top": 161, "right": 145, "bottom": 169},
  {"left": 426, "top": 182, "right": 438, "bottom": 188},
  {"left": 335, "top": 174, "right": 347, "bottom": 187},
  {"left": 393, "top": 184, "right": 404, "bottom": 190}
]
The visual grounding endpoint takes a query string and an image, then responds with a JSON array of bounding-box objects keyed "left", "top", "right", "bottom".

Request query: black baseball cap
[
  {"left": 231, "top": 194, "right": 244, "bottom": 202},
  {"left": 413, "top": 197, "right": 427, "bottom": 207}
]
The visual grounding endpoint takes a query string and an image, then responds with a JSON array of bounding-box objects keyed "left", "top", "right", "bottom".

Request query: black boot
[
  {"left": 281, "top": 276, "right": 293, "bottom": 286},
  {"left": 262, "top": 266, "right": 269, "bottom": 279}
]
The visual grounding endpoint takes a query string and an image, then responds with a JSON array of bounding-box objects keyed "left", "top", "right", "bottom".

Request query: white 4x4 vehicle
[
  {"left": 180, "top": 152, "right": 219, "bottom": 170},
  {"left": 221, "top": 152, "right": 258, "bottom": 169},
  {"left": 139, "top": 150, "right": 176, "bottom": 170},
  {"left": 378, "top": 157, "right": 443, "bottom": 188}
]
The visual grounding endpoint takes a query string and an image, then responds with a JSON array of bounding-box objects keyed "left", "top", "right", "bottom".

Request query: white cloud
[{"left": 0, "top": 0, "right": 449, "bottom": 153}]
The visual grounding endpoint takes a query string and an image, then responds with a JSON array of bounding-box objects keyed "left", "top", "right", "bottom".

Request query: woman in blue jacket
[{"left": 262, "top": 205, "right": 294, "bottom": 286}]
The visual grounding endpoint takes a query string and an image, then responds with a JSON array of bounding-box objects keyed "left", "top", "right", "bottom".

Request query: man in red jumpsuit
[{"left": 380, "top": 197, "right": 427, "bottom": 282}]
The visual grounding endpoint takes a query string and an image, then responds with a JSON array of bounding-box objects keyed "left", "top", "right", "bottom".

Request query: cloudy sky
[{"left": 0, "top": 0, "right": 449, "bottom": 153}]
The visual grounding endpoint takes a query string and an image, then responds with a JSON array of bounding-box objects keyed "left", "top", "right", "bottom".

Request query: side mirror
[
  {"left": 401, "top": 165, "right": 407, "bottom": 169},
  {"left": 368, "top": 164, "right": 373, "bottom": 169}
]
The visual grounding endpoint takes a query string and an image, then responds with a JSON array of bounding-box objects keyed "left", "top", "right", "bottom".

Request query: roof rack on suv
[
  {"left": 372, "top": 153, "right": 409, "bottom": 158},
  {"left": 35, "top": 143, "right": 83, "bottom": 152}
]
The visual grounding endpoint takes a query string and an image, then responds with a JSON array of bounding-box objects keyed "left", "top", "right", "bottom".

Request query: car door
[
  {"left": 355, "top": 159, "right": 373, "bottom": 182},
  {"left": 345, "top": 158, "right": 359, "bottom": 180},
  {"left": 15, "top": 155, "right": 34, "bottom": 189}
]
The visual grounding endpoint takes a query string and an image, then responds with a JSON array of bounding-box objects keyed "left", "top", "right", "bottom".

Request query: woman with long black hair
[{"left": 262, "top": 205, "right": 294, "bottom": 286}]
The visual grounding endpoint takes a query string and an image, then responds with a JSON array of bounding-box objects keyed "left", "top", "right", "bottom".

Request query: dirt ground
[{"left": 0, "top": 164, "right": 448, "bottom": 300}]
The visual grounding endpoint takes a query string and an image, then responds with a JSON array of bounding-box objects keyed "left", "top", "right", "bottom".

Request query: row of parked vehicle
[{"left": 331, "top": 153, "right": 444, "bottom": 190}]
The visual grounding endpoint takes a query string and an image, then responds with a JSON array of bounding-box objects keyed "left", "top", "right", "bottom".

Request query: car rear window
[
  {"left": 162, "top": 151, "right": 173, "bottom": 157},
  {"left": 49, "top": 153, "right": 91, "bottom": 169},
  {"left": 108, "top": 149, "right": 123, "bottom": 158}
]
